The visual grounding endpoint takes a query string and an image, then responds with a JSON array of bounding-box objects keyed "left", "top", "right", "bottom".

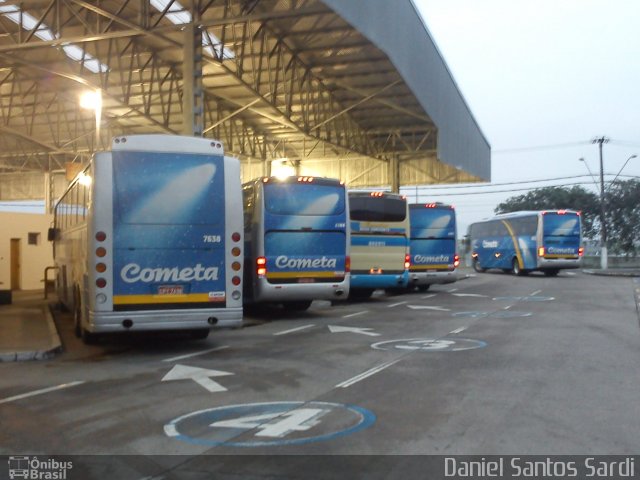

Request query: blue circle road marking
[
  {"left": 371, "top": 338, "right": 487, "bottom": 352},
  {"left": 164, "top": 401, "right": 376, "bottom": 447}
]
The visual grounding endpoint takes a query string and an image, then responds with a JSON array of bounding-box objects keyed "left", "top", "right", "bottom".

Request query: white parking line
[
  {"left": 530, "top": 290, "right": 542, "bottom": 296},
  {"left": 450, "top": 327, "right": 467, "bottom": 334},
  {"left": 343, "top": 310, "right": 369, "bottom": 318},
  {"left": 447, "top": 288, "right": 459, "bottom": 293},
  {"left": 504, "top": 305, "right": 512, "bottom": 310},
  {"left": 0, "top": 381, "right": 85, "bottom": 405},
  {"left": 388, "top": 301, "right": 407, "bottom": 308},
  {"left": 162, "top": 345, "right": 229, "bottom": 363},
  {"left": 421, "top": 294, "right": 437, "bottom": 299},
  {"left": 335, "top": 359, "right": 401, "bottom": 389},
  {"left": 274, "top": 324, "right": 315, "bottom": 336}
]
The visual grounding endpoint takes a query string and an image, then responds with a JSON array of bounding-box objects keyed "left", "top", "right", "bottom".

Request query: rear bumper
[
  {"left": 537, "top": 258, "right": 582, "bottom": 270},
  {"left": 252, "top": 278, "right": 349, "bottom": 302},
  {"left": 88, "top": 307, "right": 243, "bottom": 332},
  {"left": 410, "top": 270, "right": 457, "bottom": 286},
  {"left": 351, "top": 271, "right": 409, "bottom": 289}
]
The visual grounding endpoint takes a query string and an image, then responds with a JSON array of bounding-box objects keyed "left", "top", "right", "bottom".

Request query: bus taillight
[
  {"left": 257, "top": 257, "right": 267, "bottom": 276},
  {"left": 578, "top": 247, "right": 584, "bottom": 257},
  {"left": 231, "top": 232, "right": 241, "bottom": 242},
  {"left": 404, "top": 254, "right": 411, "bottom": 270},
  {"left": 538, "top": 247, "right": 545, "bottom": 257},
  {"left": 95, "top": 231, "right": 107, "bottom": 241},
  {"left": 232, "top": 276, "right": 241, "bottom": 286},
  {"left": 345, "top": 255, "right": 351, "bottom": 273},
  {"left": 96, "top": 278, "right": 107, "bottom": 288},
  {"left": 453, "top": 254, "right": 460, "bottom": 268}
]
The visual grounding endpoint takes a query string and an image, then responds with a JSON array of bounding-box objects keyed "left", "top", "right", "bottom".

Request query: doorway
[{"left": 10, "top": 238, "right": 21, "bottom": 290}]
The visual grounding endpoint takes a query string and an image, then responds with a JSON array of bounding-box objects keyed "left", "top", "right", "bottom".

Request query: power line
[
  {"left": 493, "top": 141, "right": 590, "bottom": 154},
  {"left": 409, "top": 180, "right": 635, "bottom": 197},
  {"left": 409, "top": 173, "right": 639, "bottom": 191}
]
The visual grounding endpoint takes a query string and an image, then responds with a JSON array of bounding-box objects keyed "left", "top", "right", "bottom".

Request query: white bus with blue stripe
[
  {"left": 348, "top": 192, "right": 410, "bottom": 298},
  {"left": 242, "top": 176, "right": 350, "bottom": 311},
  {"left": 408, "top": 202, "right": 460, "bottom": 290},
  {"left": 50, "top": 135, "right": 244, "bottom": 342},
  {"left": 469, "top": 210, "right": 584, "bottom": 276}
]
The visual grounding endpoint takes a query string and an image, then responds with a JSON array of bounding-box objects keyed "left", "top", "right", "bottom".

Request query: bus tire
[
  {"left": 417, "top": 285, "right": 431, "bottom": 292},
  {"left": 544, "top": 269, "right": 559, "bottom": 277},
  {"left": 512, "top": 258, "right": 527, "bottom": 276},
  {"left": 472, "top": 258, "right": 485, "bottom": 273},
  {"left": 349, "top": 289, "right": 374, "bottom": 300},
  {"left": 73, "top": 287, "right": 82, "bottom": 338},
  {"left": 190, "top": 329, "right": 210, "bottom": 340},
  {"left": 283, "top": 300, "right": 312, "bottom": 312}
]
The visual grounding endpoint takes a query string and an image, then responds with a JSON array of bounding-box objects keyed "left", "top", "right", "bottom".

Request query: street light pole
[
  {"left": 610, "top": 154, "right": 638, "bottom": 185},
  {"left": 593, "top": 136, "right": 609, "bottom": 270}
]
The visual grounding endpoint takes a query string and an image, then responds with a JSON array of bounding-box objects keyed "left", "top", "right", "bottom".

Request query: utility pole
[{"left": 593, "top": 136, "right": 609, "bottom": 269}]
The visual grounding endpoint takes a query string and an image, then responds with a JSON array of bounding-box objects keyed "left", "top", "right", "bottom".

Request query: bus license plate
[
  {"left": 298, "top": 278, "right": 315, "bottom": 283},
  {"left": 158, "top": 285, "right": 183, "bottom": 295}
]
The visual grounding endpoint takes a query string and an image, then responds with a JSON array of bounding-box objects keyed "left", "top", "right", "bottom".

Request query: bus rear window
[
  {"left": 543, "top": 213, "right": 580, "bottom": 236},
  {"left": 113, "top": 151, "right": 223, "bottom": 225},
  {"left": 409, "top": 207, "right": 455, "bottom": 237},
  {"left": 349, "top": 196, "right": 407, "bottom": 222},
  {"left": 264, "top": 184, "right": 345, "bottom": 216}
]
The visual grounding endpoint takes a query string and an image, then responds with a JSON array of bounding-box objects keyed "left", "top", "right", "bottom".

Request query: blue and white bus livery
[
  {"left": 50, "top": 135, "right": 244, "bottom": 342},
  {"left": 408, "top": 202, "right": 459, "bottom": 290},
  {"left": 469, "top": 210, "right": 583, "bottom": 276},
  {"left": 243, "top": 176, "right": 349, "bottom": 311}
]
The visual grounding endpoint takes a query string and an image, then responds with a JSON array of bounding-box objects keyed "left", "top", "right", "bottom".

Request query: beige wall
[{"left": 0, "top": 212, "right": 54, "bottom": 291}]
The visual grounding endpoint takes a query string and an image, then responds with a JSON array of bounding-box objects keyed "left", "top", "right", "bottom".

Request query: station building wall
[{"left": 0, "top": 212, "right": 53, "bottom": 291}]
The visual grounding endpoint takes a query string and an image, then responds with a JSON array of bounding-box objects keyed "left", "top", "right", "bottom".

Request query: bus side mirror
[{"left": 47, "top": 227, "right": 58, "bottom": 242}]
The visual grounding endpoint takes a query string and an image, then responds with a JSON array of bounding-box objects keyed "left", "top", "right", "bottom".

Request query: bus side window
[{"left": 242, "top": 185, "right": 254, "bottom": 230}]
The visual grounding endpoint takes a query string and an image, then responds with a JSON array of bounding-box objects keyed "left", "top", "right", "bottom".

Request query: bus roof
[
  {"left": 409, "top": 202, "right": 454, "bottom": 210},
  {"left": 471, "top": 209, "right": 581, "bottom": 225},
  {"left": 244, "top": 176, "right": 344, "bottom": 187},
  {"left": 348, "top": 191, "right": 406, "bottom": 200}
]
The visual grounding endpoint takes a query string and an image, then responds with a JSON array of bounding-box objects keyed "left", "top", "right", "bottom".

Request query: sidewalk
[{"left": 0, "top": 290, "right": 62, "bottom": 362}]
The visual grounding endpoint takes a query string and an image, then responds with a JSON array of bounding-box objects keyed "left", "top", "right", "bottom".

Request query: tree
[
  {"left": 605, "top": 179, "right": 640, "bottom": 256},
  {"left": 494, "top": 186, "right": 600, "bottom": 239}
]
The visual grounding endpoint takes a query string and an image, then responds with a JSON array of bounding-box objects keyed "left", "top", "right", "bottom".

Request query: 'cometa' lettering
[
  {"left": 121, "top": 263, "right": 218, "bottom": 283},
  {"left": 275, "top": 255, "right": 337, "bottom": 269}
]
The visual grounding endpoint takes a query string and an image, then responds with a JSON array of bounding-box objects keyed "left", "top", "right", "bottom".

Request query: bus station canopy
[{"left": 0, "top": 0, "right": 490, "bottom": 200}]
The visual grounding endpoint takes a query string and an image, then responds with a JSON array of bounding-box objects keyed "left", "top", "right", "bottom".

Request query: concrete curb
[
  {"left": 582, "top": 269, "right": 640, "bottom": 278},
  {"left": 0, "top": 304, "right": 62, "bottom": 362}
]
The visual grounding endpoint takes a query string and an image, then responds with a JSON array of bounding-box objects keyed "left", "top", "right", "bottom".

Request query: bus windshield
[
  {"left": 350, "top": 196, "right": 407, "bottom": 222},
  {"left": 264, "top": 183, "right": 345, "bottom": 216},
  {"left": 543, "top": 213, "right": 581, "bottom": 237},
  {"left": 113, "top": 152, "right": 223, "bottom": 225},
  {"left": 410, "top": 207, "right": 455, "bottom": 238}
]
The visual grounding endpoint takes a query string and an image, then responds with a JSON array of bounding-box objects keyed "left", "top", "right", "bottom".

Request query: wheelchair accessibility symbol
[
  {"left": 371, "top": 338, "right": 487, "bottom": 352},
  {"left": 164, "top": 401, "right": 375, "bottom": 447}
]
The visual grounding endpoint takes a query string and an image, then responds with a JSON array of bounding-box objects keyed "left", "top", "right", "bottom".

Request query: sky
[{"left": 408, "top": 0, "right": 640, "bottom": 233}]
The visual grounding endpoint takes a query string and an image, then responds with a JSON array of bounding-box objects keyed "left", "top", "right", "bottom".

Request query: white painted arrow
[
  {"left": 407, "top": 305, "right": 451, "bottom": 312},
  {"left": 328, "top": 325, "right": 380, "bottom": 336},
  {"left": 451, "top": 293, "right": 488, "bottom": 298},
  {"left": 162, "top": 364, "right": 234, "bottom": 393}
]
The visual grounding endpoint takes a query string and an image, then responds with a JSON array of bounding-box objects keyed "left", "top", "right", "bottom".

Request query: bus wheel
[
  {"left": 283, "top": 300, "right": 312, "bottom": 312},
  {"left": 472, "top": 258, "right": 485, "bottom": 273},
  {"left": 349, "top": 289, "right": 374, "bottom": 300},
  {"left": 190, "top": 329, "right": 210, "bottom": 340},
  {"left": 544, "top": 269, "right": 559, "bottom": 277},
  {"left": 512, "top": 259, "right": 527, "bottom": 276},
  {"left": 417, "top": 285, "right": 431, "bottom": 292},
  {"left": 73, "top": 287, "right": 82, "bottom": 338}
]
